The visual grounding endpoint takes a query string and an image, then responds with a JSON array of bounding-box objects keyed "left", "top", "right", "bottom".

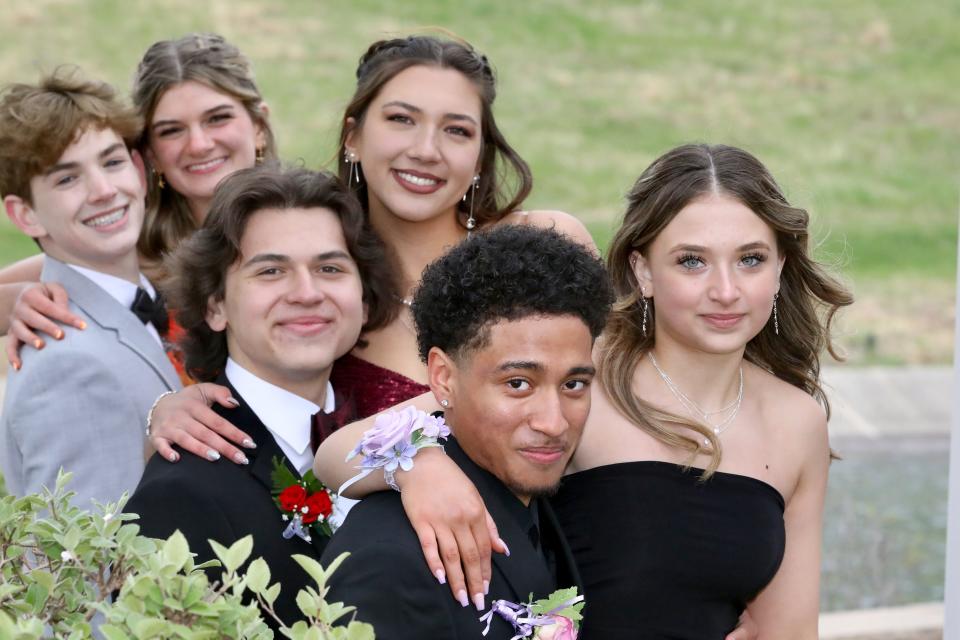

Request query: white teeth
[
  {"left": 397, "top": 171, "right": 439, "bottom": 187},
  {"left": 85, "top": 208, "right": 125, "bottom": 227},
  {"left": 188, "top": 158, "right": 225, "bottom": 172}
]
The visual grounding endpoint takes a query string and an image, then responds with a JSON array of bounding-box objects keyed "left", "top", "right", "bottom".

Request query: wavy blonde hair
[{"left": 600, "top": 143, "right": 853, "bottom": 475}]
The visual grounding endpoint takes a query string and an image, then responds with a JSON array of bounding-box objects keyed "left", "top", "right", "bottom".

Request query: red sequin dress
[{"left": 329, "top": 353, "right": 430, "bottom": 420}]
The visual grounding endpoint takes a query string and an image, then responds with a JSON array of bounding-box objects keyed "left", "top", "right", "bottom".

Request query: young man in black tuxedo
[
  {"left": 125, "top": 165, "right": 392, "bottom": 628},
  {"left": 321, "top": 225, "right": 614, "bottom": 639}
]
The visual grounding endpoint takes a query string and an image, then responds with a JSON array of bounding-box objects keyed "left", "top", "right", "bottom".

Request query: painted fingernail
[
  {"left": 226, "top": 396, "right": 240, "bottom": 407},
  {"left": 457, "top": 590, "right": 469, "bottom": 607},
  {"left": 500, "top": 538, "right": 510, "bottom": 557},
  {"left": 169, "top": 452, "right": 180, "bottom": 462},
  {"left": 77, "top": 321, "right": 87, "bottom": 330},
  {"left": 435, "top": 569, "right": 446, "bottom": 585},
  {"left": 234, "top": 452, "right": 249, "bottom": 465},
  {"left": 33, "top": 339, "right": 44, "bottom": 350},
  {"left": 206, "top": 449, "right": 221, "bottom": 461},
  {"left": 473, "top": 593, "right": 485, "bottom": 611},
  {"left": 55, "top": 329, "right": 64, "bottom": 340},
  {"left": 483, "top": 579, "right": 489, "bottom": 595},
  {"left": 242, "top": 438, "right": 257, "bottom": 448}
]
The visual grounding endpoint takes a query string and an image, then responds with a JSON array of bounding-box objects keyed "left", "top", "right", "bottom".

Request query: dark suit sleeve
[
  {"left": 126, "top": 466, "right": 238, "bottom": 579},
  {"left": 329, "top": 540, "right": 460, "bottom": 640}
]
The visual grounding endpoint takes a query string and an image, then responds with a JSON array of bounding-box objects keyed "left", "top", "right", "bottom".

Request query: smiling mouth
[
  {"left": 82, "top": 206, "right": 127, "bottom": 228},
  {"left": 702, "top": 314, "right": 745, "bottom": 328},
  {"left": 277, "top": 317, "right": 334, "bottom": 336},
  {"left": 186, "top": 157, "right": 228, "bottom": 173},
  {"left": 518, "top": 447, "right": 566, "bottom": 465},
  {"left": 392, "top": 169, "right": 445, "bottom": 193}
]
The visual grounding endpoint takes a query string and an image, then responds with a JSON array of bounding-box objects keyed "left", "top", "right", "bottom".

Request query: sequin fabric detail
[{"left": 330, "top": 354, "right": 430, "bottom": 420}]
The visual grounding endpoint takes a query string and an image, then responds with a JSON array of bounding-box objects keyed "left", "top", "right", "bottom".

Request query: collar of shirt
[
  {"left": 224, "top": 358, "right": 335, "bottom": 475},
  {"left": 66, "top": 263, "right": 162, "bottom": 345}
]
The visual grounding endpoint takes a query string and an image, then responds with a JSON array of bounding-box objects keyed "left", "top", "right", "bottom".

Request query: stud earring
[
  {"left": 345, "top": 150, "right": 360, "bottom": 185},
  {"left": 440, "top": 399, "right": 450, "bottom": 408},
  {"left": 773, "top": 292, "right": 780, "bottom": 336},
  {"left": 640, "top": 286, "right": 649, "bottom": 337},
  {"left": 465, "top": 174, "right": 480, "bottom": 233}
]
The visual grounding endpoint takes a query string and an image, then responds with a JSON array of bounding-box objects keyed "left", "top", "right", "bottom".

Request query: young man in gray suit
[{"left": 0, "top": 70, "right": 181, "bottom": 506}]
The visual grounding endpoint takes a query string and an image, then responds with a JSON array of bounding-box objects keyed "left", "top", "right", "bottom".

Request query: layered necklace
[{"left": 648, "top": 353, "right": 744, "bottom": 446}]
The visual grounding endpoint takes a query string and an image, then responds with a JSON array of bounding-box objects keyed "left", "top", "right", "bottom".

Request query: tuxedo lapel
[
  {"left": 446, "top": 440, "right": 555, "bottom": 601},
  {"left": 42, "top": 257, "right": 180, "bottom": 391},
  {"left": 539, "top": 499, "right": 583, "bottom": 592},
  {"left": 218, "top": 376, "right": 328, "bottom": 557}
]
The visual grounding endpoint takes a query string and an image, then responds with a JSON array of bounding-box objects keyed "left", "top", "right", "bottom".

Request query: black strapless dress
[{"left": 552, "top": 461, "right": 785, "bottom": 639}]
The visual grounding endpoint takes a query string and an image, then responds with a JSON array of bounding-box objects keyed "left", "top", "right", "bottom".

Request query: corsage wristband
[
  {"left": 339, "top": 406, "right": 450, "bottom": 494},
  {"left": 145, "top": 390, "right": 177, "bottom": 438},
  {"left": 480, "top": 588, "right": 584, "bottom": 639}
]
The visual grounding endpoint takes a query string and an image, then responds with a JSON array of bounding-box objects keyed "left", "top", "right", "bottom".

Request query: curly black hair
[{"left": 412, "top": 225, "right": 613, "bottom": 362}]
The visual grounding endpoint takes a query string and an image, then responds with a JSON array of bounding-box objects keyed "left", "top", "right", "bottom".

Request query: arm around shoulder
[{"left": 746, "top": 398, "right": 829, "bottom": 639}]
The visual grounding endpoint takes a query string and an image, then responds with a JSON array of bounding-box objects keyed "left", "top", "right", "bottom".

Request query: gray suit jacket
[{"left": 0, "top": 257, "right": 181, "bottom": 506}]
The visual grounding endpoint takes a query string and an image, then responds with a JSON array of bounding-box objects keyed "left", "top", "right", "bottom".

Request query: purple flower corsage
[
  {"left": 340, "top": 406, "right": 450, "bottom": 493},
  {"left": 479, "top": 588, "right": 584, "bottom": 640}
]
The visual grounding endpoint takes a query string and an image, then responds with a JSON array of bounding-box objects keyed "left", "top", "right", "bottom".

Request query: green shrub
[{"left": 0, "top": 471, "right": 375, "bottom": 639}]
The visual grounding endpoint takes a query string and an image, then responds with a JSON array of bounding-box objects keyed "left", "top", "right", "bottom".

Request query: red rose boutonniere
[{"left": 271, "top": 457, "right": 337, "bottom": 542}]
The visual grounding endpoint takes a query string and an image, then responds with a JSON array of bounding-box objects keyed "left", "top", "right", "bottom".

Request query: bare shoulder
[
  {"left": 500, "top": 209, "right": 597, "bottom": 252},
  {"left": 750, "top": 364, "right": 828, "bottom": 451}
]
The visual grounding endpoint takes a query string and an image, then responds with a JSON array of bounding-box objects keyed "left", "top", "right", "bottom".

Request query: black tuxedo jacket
[
  {"left": 322, "top": 437, "right": 582, "bottom": 640},
  {"left": 125, "top": 375, "right": 329, "bottom": 628}
]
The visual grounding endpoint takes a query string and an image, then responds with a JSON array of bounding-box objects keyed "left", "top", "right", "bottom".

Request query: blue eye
[
  {"left": 678, "top": 254, "right": 704, "bottom": 269},
  {"left": 741, "top": 253, "right": 767, "bottom": 267}
]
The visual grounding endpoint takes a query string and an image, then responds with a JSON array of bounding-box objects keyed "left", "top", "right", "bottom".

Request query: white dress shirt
[
  {"left": 224, "top": 358, "right": 334, "bottom": 475},
  {"left": 224, "top": 359, "right": 356, "bottom": 526},
  {"left": 67, "top": 264, "right": 163, "bottom": 346}
]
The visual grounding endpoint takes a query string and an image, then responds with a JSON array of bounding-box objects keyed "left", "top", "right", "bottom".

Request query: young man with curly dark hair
[{"left": 322, "top": 224, "right": 613, "bottom": 640}]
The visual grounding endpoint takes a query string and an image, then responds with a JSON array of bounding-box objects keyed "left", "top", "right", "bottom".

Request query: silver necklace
[{"left": 648, "top": 352, "right": 743, "bottom": 445}]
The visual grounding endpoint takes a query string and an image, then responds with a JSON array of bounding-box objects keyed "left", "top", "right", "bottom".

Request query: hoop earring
[
  {"left": 773, "top": 292, "right": 780, "bottom": 336},
  {"left": 345, "top": 150, "right": 360, "bottom": 185},
  {"left": 465, "top": 174, "right": 480, "bottom": 233},
  {"left": 640, "top": 287, "right": 649, "bottom": 337}
]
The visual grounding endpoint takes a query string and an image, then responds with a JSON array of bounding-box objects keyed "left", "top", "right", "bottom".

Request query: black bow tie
[
  {"left": 310, "top": 394, "right": 357, "bottom": 454},
  {"left": 130, "top": 287, "right": 169, "bottom": 337}
]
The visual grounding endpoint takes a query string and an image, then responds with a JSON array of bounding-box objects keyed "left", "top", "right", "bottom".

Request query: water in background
[{"left": 821, "top": 435, "right": 948, "bottom": 611}]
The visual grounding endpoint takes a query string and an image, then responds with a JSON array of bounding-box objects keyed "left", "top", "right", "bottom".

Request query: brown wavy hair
[
  {"left": 600, "top": 143, "right": 853, "bottom": 475},
  {"left": 0, "top": 67, "right": 140, "bottom": 203},
  {"left": 163, "top": 164, "right": 396, "bottom": 382},
  {"left": 132, "top": 33, "right": 277, "bottom": 275},
  {"left": 336, "top": 34, "right": 532, "bottom": 233}
]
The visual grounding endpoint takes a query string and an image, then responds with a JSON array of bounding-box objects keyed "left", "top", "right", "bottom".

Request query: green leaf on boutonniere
[{"left": 530, "top": 586, "right": 584, "bottom": 623}]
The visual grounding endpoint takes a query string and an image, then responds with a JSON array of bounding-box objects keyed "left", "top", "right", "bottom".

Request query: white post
[{"left": 944, "top": 196, "right": 960, "bottom": 640}]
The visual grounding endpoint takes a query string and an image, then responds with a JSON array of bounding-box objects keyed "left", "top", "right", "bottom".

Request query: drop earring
[
  {"left": 773, "top": 292, "right": 780, "bottom": 336},
  {"left": 156, "top": 172, "right": 165, "bottom": 189},
  {"left": 255, "top": 147, "right": 265, "bottom": 164},
  {"left": 640, "top": 286, "right": 649, "bottom": 337},
  {"left": 465, "top": 174, "right": 480, "bottom": 234},
  {"left": 345, "top": 150, "right": 360, "bottom": 185}
]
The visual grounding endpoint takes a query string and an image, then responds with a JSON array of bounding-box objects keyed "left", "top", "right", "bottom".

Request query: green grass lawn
[{"left": 1, "top": 0, "right": 957, "bottom": 362}]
